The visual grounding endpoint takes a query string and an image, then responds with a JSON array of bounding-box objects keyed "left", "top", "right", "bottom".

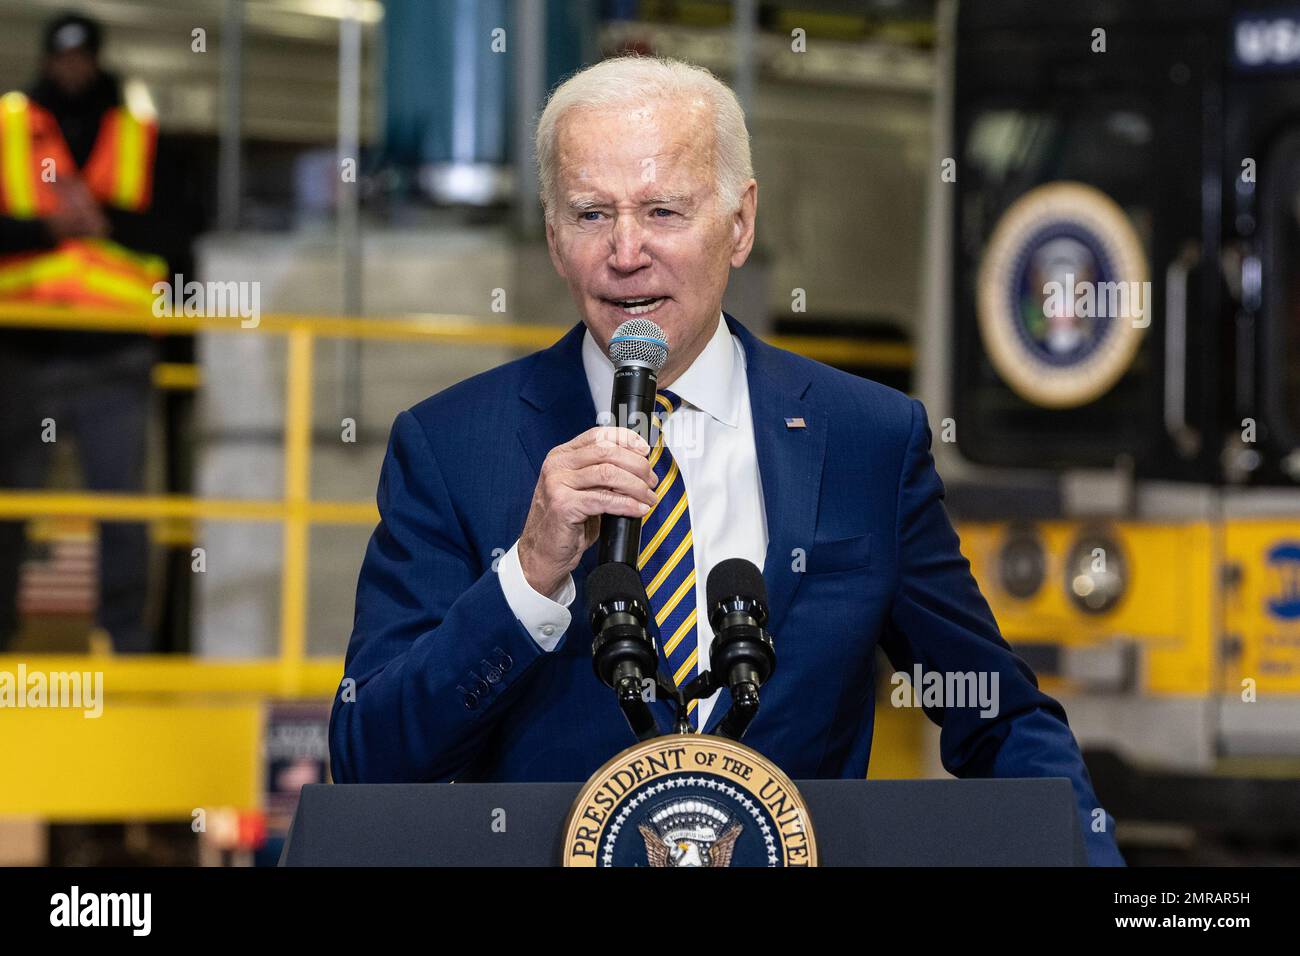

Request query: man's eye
[
  {"left": 580, "top": 211, "right": 603, "bottom": 221},
  {"left": 652, "top": 208, "right": 676, "bottom": 218}
]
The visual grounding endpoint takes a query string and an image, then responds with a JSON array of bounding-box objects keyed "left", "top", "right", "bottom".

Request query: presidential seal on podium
[{"left": 562, "top": 734, "right": 817, "bottom": 867}]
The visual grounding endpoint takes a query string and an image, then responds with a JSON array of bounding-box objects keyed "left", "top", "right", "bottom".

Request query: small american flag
[{"left": 784, "top": 417, "right": 806, "bottom": 429}]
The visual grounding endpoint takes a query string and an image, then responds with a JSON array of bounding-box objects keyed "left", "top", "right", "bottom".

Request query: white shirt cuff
[{"left": 498, "top": 539, "right": 574, "bottom": 651}]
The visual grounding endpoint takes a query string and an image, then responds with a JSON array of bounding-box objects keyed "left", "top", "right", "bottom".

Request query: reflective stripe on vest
[
  {"left": 82, "top": 106, "right": 156, "bottom": 211},
  {"left": 0, "top": 92, "right": 156, "bottom": 217},
  {"left": 0, "top": 92, "right": 38, "bottom": 217},
  {"left": 0, "top": 239, "right": 165, "bottom": 309}
]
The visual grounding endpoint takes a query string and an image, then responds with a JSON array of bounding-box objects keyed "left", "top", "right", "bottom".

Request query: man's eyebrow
[
  {"left": 565, "top": 193, "right": 694, "bottom": 210},
  {"left": 642, "top": 192, "right": 693, "bottom": 205}
]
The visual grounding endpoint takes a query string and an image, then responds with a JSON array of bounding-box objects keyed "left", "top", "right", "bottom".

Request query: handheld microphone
[
  {"left": 597, "top": 318, "right": 668, "bottom": 567},
  {"left": 587, "top": 561, "right": 659, "bottom": 741},
  {"left": 706, "top": 558, "right": 776, "bottom": 739}
]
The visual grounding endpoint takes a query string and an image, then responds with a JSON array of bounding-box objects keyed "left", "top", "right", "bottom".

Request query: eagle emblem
[{"left": 638, "top": 800, "right": 743, "bottom": 867}]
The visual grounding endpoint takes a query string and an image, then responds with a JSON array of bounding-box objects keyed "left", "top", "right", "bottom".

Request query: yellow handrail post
[{"left": 279, "top": 326, "right": 314, "bottom": 696}]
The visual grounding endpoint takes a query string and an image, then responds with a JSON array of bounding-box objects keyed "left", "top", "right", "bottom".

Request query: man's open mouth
[{"left": 604, "top": 296, "right": 668, "bottom": 316}]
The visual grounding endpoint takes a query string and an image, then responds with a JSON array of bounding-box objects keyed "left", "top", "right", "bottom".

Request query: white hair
[{"left": 534, "top": 54, "right": 753, "bottom": 225}]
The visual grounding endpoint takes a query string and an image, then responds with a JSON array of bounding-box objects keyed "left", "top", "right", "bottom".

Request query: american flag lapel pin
[{"left": 784, "top": 416, "right": 806, "bottom": 429}]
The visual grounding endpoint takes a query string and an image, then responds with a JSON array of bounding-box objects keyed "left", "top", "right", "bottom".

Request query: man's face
[
  {"left": 44, "top": 49, "right": 98, "bottom": 97},
  {"left": 545, "top": 95, "right": 757, "bottom": 383}
]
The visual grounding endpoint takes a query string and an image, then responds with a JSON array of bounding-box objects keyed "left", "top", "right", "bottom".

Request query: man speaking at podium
[{"left": 330, "top": 55, "right": 1124, "bottom": 866}]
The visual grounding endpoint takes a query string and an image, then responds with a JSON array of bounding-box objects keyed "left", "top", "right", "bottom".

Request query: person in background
[{"left": 0, "top": 12, "right": 193, "bottom": 652}]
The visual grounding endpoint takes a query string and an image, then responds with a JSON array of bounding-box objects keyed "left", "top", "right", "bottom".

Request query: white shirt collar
[{"left": 581, "top": 311, "right": 741, "bottom": 428}]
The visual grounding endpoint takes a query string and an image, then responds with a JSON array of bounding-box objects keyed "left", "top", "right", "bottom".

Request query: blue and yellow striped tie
[{"left": 638, "top": 389, "right": 699, "bottom": 728}]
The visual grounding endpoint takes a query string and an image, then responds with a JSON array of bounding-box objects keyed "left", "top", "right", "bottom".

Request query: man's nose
[{"left": 608, "top": 214, "right": 651, "bottom": 272}]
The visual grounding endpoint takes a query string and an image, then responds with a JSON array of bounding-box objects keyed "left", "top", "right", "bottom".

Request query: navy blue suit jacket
[{"left": 330, "top": 312, "right": 1124, "bottom": 866}]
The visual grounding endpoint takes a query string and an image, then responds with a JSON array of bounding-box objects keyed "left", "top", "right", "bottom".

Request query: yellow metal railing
[{"left": 0, "top": 303, "right": 914, "bottom": 697}]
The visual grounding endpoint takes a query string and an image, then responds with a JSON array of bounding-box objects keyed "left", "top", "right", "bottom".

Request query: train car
[{"left": 921, "top": 0, "right": 1300, "bottom": 862}]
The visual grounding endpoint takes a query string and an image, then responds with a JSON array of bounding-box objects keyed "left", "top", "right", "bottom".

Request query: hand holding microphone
[
  {"left": 517, "top": 318, "right": 669, "bottom": 596},
  {"left": 517, "top": 425, "right": 658, "bottom": 597},
  {"left": 595, "top": 319, "right": 669, "bottom": 567}
]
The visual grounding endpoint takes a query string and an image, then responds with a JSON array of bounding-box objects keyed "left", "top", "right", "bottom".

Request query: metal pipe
[
  {"left": 337, "top": 0, "right": 364, "bottom": 426},
  {"left": 513, "top": 0, "right": 545, "bottom": 238},
  {"left": 217, "top": 0, "right": 244, "bottom": 232},
  {"left": 732, "top": 0, "right": 757, "bottom": 116}
]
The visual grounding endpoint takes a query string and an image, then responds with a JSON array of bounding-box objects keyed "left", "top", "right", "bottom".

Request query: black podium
[{"left": 280, "top": 778, "right": 1086, "bottom": 866}]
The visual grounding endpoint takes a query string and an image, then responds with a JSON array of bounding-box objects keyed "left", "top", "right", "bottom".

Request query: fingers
[
  {"left": 570, "top": 425, "right": 650, "bottom": 456},
  {"left": 80, "top": 211, "right": 109, "bottom": 238},
  {"left": 562, "top": 438, "right": 658, "bottom": 493},
  {"left": 574, "top": 488, "right": 652, "bottom": 518},
  {"left": 534, "top": 423, "right": 662, "bottom": 527},
  {"left": 568, "top": 459, "right": 658, "bottom": 507},
  {"left": 520, "top": 425, "right": 660, "bottom": 587}
]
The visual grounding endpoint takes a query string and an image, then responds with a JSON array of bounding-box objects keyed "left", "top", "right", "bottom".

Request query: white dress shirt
[{"left": 497, "top": 311, "right": 769, "bottom": 729}]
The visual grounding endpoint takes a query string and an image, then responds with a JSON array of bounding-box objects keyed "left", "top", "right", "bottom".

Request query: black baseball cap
[{"left": 43, "top": 12, "right": 102, "bottom": 56}]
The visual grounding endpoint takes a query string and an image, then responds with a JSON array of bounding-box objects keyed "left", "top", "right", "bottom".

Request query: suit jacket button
[
  {"left": 457, "top": 685, "right": 479, "bottom": 710},
  {"left": 473, "top": 678, "right": 490, "bottom": 697},
  {"left": 491, "top": 647, "right": 513, "bottom": 671}
]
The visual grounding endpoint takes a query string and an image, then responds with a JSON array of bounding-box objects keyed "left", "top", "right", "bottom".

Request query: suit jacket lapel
[
  {"left": 517, "top": 320, "right": 595, "bottom": 477},
  {"left": 702, "top": 314, "right": 826, "bottom": 735}
]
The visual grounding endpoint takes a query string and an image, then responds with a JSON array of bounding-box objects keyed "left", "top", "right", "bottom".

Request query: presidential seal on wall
[
  {"left": 976, "top": 181, "right": 1150, "bottom": 409},
  {"left": 562, "top": 734, "right": 817, "bottom": 867}
]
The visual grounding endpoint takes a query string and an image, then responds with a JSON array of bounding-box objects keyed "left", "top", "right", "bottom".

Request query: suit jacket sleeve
[
  {"left": 878, "top": 398, "right": 1125, "bottom": 866},
  {"left": 329, "top": 409, "right": 558, "bottom": 783}
]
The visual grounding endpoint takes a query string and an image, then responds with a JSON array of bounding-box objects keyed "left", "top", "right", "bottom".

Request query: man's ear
[
  {"left": 545, "top": 218, "right": 568, "bottom": 278},
  {"left": 729, "top": 179, "right": 758, "bottom": 269}
]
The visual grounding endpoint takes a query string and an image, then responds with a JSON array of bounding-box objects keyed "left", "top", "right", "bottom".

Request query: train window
[
  {"left": 1264, "top": 128, "right": 1300, "bottom": 450},
  {"left": 964, "top": 108, "right": 1154, "bottom": 197},
  {"left": 963, "top": 105, "right": 1157, "bottom": 214},
  {"left": 951, "top": 21, "right": 1213, "bottom": 478},
  {"left": 955, "top": 102, "right": 1161, "bottom": 469}
]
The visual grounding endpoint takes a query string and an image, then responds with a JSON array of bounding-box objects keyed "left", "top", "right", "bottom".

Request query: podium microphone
[
  {"left": 596, "top": 318, "right": 668, "bottom": 567},
  {"left": 707, "top": 558, "right": 776, "bottom": 740},
  {"left": 587, "top": 561, "right": 659, "bottom": 741}
]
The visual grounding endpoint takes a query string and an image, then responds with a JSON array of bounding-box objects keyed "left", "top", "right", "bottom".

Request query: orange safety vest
[{"left": 0, "top": 90, "right": 165, "bottom": 309}]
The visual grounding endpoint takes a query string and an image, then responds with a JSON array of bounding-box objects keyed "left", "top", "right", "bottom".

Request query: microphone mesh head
[
  {"left": 608, "top": 319, "right": 668, "bottom": 371},
  {"left": 586, "top": 561, "right": 648, "bottom": 619},
  {"left": 706, "top": 558, "right": 768, "bottom": 609}
]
